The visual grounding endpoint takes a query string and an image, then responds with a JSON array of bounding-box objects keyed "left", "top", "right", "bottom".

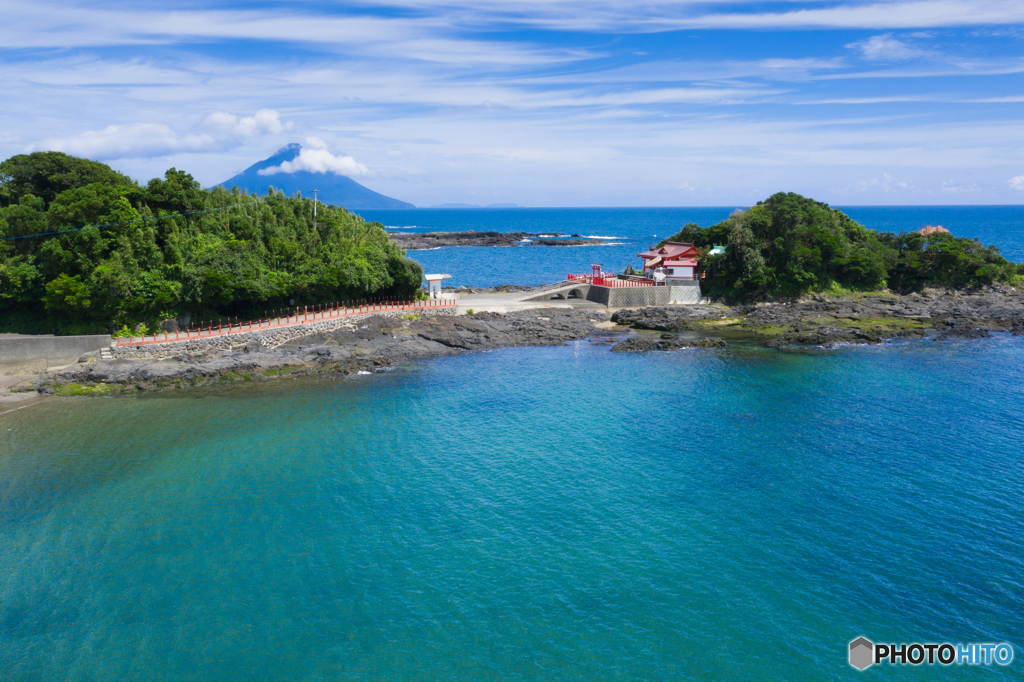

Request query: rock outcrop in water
[
  {"left": 610, "top": 306, "right": 731, "bottom": 331},
  {"left": 389, "top": 232, "right": 609, "bottom": 249},
  {"left": 610, "top": 335, "right": 727, "bottom": 352}
]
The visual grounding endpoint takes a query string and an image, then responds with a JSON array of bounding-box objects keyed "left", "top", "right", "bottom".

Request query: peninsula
[{"left": 388, "top": 232, "right": 611, "bottom": 249}]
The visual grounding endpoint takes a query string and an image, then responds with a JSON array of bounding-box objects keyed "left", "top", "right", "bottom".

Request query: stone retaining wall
[
  {"left": 669, "top": 282, "right": 703, "bottom": 305},
  {"left": 112, "top": 308, "right": 456, "bottom": 360},
  {"left": 584, "top": 282, "right": 703, "bottom": 307}
]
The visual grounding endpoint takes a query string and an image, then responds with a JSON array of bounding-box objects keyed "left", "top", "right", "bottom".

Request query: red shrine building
[{"left": 636, "top": 242, "right": 700, "bottom": 282}]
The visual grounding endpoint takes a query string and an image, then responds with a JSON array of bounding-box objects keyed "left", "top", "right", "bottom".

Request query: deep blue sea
[
  {"left": 357, "top": 206, "right": 1024, "bottom": 288},
  {"left": 2, "top": 206, "right": 1024, "bottom": 681}
]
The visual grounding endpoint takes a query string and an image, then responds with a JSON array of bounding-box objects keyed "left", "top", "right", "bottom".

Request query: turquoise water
[
  {"left": 357, "top": 206, "right": 1024, "bottom": 287},
  {"left": 3, "top": 336, "right": 1024, "bottom": 680}
]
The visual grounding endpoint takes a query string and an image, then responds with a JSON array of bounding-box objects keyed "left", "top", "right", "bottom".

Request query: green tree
[
  {"left": 661, "top": 192, "right": 1017, "bottom": 301},
  {"left": 43, "top": 273, "right": 91, "bottom": 314},
  {"left": 0, "top": 151, "right": 426, "bottom": 333}
]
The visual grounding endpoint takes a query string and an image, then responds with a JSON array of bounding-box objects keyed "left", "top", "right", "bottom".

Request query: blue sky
[{"left": 2, "top": 0, "right": 1024, "bottom": 206}]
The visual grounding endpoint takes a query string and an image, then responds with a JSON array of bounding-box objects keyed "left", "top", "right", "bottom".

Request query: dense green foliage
[
  {"left": 664, "top": 192, "right": 1021, "bottom": 301},
  {"left": 0, "top": 152, "right": 423, "bottom": 334}
]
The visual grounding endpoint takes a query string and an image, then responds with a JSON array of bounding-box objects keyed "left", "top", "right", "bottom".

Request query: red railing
[
  {"left": 116, "top": 297, "right": 456, "bottom": 347},
  {"left": 592, "top": 276, "right": 657, "bottom": 288},
  {"left": 567, "top": 273, "right": 657, "bottom": 287}
]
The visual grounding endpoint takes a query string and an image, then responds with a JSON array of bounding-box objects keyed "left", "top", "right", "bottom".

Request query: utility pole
[{"left": 312, "top": 189, "right": 319, "bottom": 230}]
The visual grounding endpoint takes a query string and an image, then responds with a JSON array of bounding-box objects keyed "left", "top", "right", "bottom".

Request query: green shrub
[
  {"left": 0, "top": 151, "right": 424, "bottom": 334},
  {"left": 665, "top": 192, "right": 1019, "bottom": 301}
]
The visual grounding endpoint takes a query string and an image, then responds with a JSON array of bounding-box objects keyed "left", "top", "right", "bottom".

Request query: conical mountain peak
[{"left": 217, "top": 144, "right": 414, "bottom": 209}]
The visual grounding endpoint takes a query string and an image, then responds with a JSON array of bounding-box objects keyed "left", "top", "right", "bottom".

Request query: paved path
[{"left": 454, "top": 282, "right": 603, "bottom": 313}]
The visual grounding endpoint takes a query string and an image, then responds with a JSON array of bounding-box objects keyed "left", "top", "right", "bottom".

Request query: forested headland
[
  {"left": 0, "top": 152, "right": 423, "bottom": 335},
  {"left": 666, "top": 192, "right": 1023, "bottom": 302}
]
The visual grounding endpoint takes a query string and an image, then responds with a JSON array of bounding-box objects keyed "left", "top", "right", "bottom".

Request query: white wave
[
  {"left": 552, "top": 242, "right": 624, "bottom": 248},
  {"left": 357, "top": 371, "right": 372, "bottom": 375},
  {"left": 538, "top": 234, "right": 557, "bottom": 238},
  {"left": 384, "top": 225, "right": 417, "bottom": 229},
  {"left": 584, "top": 235, "right": 623, "bottom": 240}
]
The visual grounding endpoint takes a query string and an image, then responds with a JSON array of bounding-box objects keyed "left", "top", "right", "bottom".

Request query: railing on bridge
[
  {"left": 115, "top": 297, "right": 456, "bottom": 347},
  {"left": 567, "top": 273, "right": 658, "bottom": 287}
]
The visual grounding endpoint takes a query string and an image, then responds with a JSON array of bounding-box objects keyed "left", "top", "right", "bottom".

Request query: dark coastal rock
[
  {"left": 935, "top": 318, "right": 993, "bottom": 341},
  {"left": 390, "top": 232, "right": 608, "bottom": 250},
  {"left": 761, "top": 329, "right": 884, "bottom": 349},
  {"left": 610, "top": 306, "right": 731, "bottom": 331},
  {"left": 48, "top": 310, "right": 616, "bottom": 393},
  {"left": 530, "top": 239, "right": 607, "bottom": 247},
  {"left": 610, "top": 285, "right": 1024, "bottom": 348},
  {"left": 611, "top": 335, "right": 727, "bottom": 352}
]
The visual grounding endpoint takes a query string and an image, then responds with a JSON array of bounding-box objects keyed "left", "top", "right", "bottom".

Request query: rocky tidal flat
[
  {"left": 611, "top": 284, "right": 1024, "bottom": 347},
  {"left": 37, "top": 310, "right": 616, "bottom": 394},
  {"left": 17, "top": 284, "right": 1024, "bottom": 398}
]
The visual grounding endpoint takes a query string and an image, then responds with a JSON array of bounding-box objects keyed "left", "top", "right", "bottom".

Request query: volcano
[{"left": 217, "top": 143, "right": 415, "bottom": 209}]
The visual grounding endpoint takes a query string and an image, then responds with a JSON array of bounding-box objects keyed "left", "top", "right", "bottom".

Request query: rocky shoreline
[
  {"left": 37, "top": 310, "right": 620, "bottom": 395},
  {"left": 611, "top": 284, "right": 1024, "bottom": 348},
  {"left": 389, "top": 231, "right": 611, "bottom": 249},
  {"left": 17, "top": 284, "right": 1024, "bottom": 399}
]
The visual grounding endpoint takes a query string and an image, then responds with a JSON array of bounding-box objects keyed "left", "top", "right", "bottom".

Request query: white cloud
[
  {"left": 34, "top": 109, "right": 293, "bottom": 160},
  {"left": 305, "top": 136, "right": 328, "bottom": 149},
  {"left": 204, "top": 109, "right": 292, "bottom": 136},
  {"left": 258, "top": 147, "right": 369, "bottom": 176},
  {"left": 847, "top": 34, "right": 928, "bottom": 61},
  {"left": 1009, "top": 176, "right": 1024, "bottom": 190},
  {"left": 34, "top": 123, "right": 215, "bottom": 159}
]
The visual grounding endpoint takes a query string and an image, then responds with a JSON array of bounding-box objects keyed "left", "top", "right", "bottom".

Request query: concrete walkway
[{"left": 454, "top": 282, "right": 604, "bottom": 314}]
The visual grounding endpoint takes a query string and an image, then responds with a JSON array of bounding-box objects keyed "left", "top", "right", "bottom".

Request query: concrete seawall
[
  {"left": 524, "top": 281, "right": 703, "bottom": 307},
  {"left": 0, "top": 335, "right": 113, "bottom": 375}
]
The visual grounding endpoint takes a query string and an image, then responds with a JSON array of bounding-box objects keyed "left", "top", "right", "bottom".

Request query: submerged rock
[
  {"left": 610, "top": 306, "right": 730, "bottom": 331},
  {"left": 611, "top": 335, "right": 727, "bottom": 352}
]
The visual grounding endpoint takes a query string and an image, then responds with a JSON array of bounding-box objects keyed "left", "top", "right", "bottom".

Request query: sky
[{"left": 2, "top": 0, "right": 1024, "bottom": 207}]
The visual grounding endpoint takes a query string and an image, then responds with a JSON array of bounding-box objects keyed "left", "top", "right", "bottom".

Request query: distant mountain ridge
[
  {"left": 429, "top": 202, "right": 521, "bottom": 209},
  {"left": 217, "top": 144, "right": 415, "bottom": 210}
]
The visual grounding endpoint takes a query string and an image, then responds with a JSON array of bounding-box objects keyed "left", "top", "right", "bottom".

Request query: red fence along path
[
  {"left": 567, "top": 274, "right": 657, "bottom": 287},
  {"left": 116, "top": 298, "right": 457, "bottom": 347}
]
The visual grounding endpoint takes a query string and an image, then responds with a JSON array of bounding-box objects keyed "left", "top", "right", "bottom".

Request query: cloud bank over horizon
[{"left": 2, "top": 0, "right": 1023, "bottom": 205}]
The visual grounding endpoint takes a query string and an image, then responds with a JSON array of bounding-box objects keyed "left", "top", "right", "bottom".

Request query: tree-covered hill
[
  {"left": 0, "top": 152, "right": 423, "bottom": 334},
  {"left": 664, "top": 192, "right": 1022, "bottom": 301}
]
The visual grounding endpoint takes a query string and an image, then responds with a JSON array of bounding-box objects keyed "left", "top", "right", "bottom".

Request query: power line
[{"left": 0, "top": 197, "right": 279, "bottom": 242}]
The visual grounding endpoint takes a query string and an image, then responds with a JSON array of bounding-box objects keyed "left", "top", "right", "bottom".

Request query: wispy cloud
[
  {"left": 3, "top": 0, "right": 1024, "bottom": 204},
  {"left": 34, "top": 123, "right": 215, "bottom": 159},
  {"left": 846, "top": 34, "right": 931, "bottom": 61},
  {"left": 33, "top": 110, "right": 293, "bottom": 160},
  {"left": 205, "top": 110, "right": 293, "bottom": 137}
]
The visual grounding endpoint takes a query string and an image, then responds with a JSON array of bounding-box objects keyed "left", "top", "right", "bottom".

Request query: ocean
[
  {"left": 2, "top": 206, "right": 1023, "bottom": 680},
  {"left": 357, "top": 206, "right": 1024, "bottom": 287}
]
